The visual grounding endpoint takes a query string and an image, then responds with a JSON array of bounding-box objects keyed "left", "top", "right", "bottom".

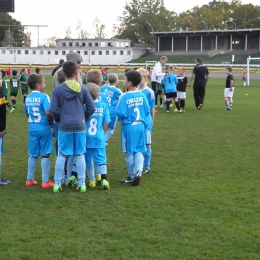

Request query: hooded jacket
[{"left": 50, "top": 81, "right": 95, "bottom": 132}]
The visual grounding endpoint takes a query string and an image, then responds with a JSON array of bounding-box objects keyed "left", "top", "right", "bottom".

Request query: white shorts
[
  {"left": 177, "top": 91, "right": 186, "bottom": 99},
  {"left": 224, "top": 87, "right": 235, "bottom": 98}
]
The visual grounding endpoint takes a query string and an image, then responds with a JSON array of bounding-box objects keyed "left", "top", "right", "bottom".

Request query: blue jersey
[
  {"left": 138, "top": 86, "right": 155, "bottom": 131},
  {"left": 24, "top": 91, "right": 51, "bottom": 132},
  {"left": 98, "top": 92, "right": 109, "bottom": 107},
  {"left": 85, "top": 100, "right": 110, "bottom": 148},
  {"left": 101, "top": 85, "right": 122, "bottom": 117},
  {"left": 162, "top": 73, "right": 178, "bottom": 93},
  {"left": 116, "top": 90, "right": 150, "bottom": 126}
]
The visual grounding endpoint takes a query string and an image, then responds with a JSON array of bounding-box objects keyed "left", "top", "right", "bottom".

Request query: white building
[{"left": 0, "top": 38, "right": 150, "bottom": 65}]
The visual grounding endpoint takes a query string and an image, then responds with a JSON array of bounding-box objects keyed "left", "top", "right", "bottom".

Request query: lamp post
[
  {"left": 228, "top": 19, "right": 236, "bottom": 29},
  {"left": 201, "top": 20, "right": 208, "bottom": 30},
  {"left": 147, "top": 22, "right": 154, "bottom": 33}
]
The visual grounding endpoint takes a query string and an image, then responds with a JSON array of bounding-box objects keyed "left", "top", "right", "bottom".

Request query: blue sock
[
  {"left": 105, "top": 128, "right": 114, "bottom": 142},
  {"left": 66, "top": 156, "right": 75, "bottom": 180},
  {"left": 134, "top": 152, "right": 144, "bottom": 173},
  {"left": 125, "top": 154, "right": 134, "bottom": 179},
  {"left": 41, "top": 157, "right": 50, "bottom": 183},
  {"left": 86, "top": 164, "right": 95, "bottom": 181},
  {"left": 54, "top": 156, "right": 66, "bottom": 186},
  {"left": 27, "top": 156, "right": 37, "bottom": 181},
  {"left": 75, "top": 155, "right": 86, "bottom": 186},
  {"left": 143, "top": 146, "right": 151, "bottom": 170}
]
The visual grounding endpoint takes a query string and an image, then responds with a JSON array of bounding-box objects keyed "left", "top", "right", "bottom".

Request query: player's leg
[
  {"left": 198, "top": 86, "right": 205, "bottom": 108},
  {"left": 85, "top": 149, "right": 96, "bottom": 187},
  {"left": 40, "top": 131, "right": 54, "bottom": 188},
  {"left": 94, "top": 148, "right": 109, "bottom": 189},
  {"left": 143, "top": 128, "right": 152, "bottom": 174},
  {"left": 0, "top": 137, "right": 11, "bottom": 185},
  {"left": 193, "top": 87, "right": 200, "bottom": 108}
]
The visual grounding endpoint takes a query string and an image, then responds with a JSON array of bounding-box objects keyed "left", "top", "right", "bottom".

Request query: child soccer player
[
  {"left": 224, "top": 67, "right": 235, "bottom": 111},
  {"left": 162, "top": 65, "right": 181, "bottom": 113},
  {"left": 35, "top": 67, "right": 42, "bottom": 74},
  {"left": 102, "top": 67, "right": 109, "bottom": 86},
  {"left": 85, "top": 83, "right": 110, "bottom": 189},
  {"left": 0, "top": 70, "right": 13, "bottom": 113},
  {"left": 20, "top": 68, "right": 29, "bottom": 105},
  {"left": 100, "top": 73, "right": 122, "bottom": 143},
  {"left": 50, "top": 60, "right": 95, "bottom": 193},
  {"left": 176, "top": 68, "right": 188, "bottom": 112},
  {"left": 24, "top": 74, "right": 54, "bottom": 188},
  {"left": 0, "top": 83, "right": 11, "bottom": 185},
  {"left": 9, "top": 70, "right": 20, "bottom": 113},
  {"left": 242, "top": 67, "right": 247, "bottom": 87},
  {"left": 137, "top": 68, "right": 155, "bottom": 174},
  {"left": 117, "top": 70, "right": 150, "bottom": 186}
]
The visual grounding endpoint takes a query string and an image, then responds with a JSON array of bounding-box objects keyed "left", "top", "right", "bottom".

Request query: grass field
[{"left": 1, "top": 75, "right": 260, "bottom": 260}]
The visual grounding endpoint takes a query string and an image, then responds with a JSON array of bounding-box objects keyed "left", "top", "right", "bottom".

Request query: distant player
[
  {"left": 20, "top": 68, "right": 29, "bottom": 105},
  {"left": 224, "top": 67, "right": 235, "bottom": 111},
  {"left": 100, "top": 73, "right": 122, "bottom": 143},
  {"left": 242, "top": 67, "right": 247, "bottom": 87},
  {"left": 137, "top": 68, "right": 155, "bottom": 174},
  {"left": 9, "top": 70, "right": 20, "bottom": 113},
  {"left": 24, "top": 74, "right": 54, "bottom": 188},
  {"left": 85, "top": 83, "right": 110, "bottom": 189},
  {"left": 176, "top": 68, "right": 189, "bottom": 111},
  {"left": 102, "top": 67, "right": 109, "bottom": 86},
  {"left": 117, "top": 70, "right": 150, "bottom": 186},
  {"left": 0, "top": 70, "right": 13, "bottom": 113}
]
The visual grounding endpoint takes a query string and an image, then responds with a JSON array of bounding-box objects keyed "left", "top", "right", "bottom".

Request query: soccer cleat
[
  {"left": 166, "top": 110, "right": 169, "bottom": 113},
  {"left": 101, "top": 179, "right": 110, "bottom": 190},
  {"left": 155, "top": 105, "right": 157, "bottom": 108},
  {"left": 120, "top": 176, "right": 133, "bottom": 184},
  {"left": 10, "top": 108, "right": 15, "bottom": 114},
  {"left": 177, "top": 110, "right": 183, "bottom": 113},
  {"left": 0, "top": 178, "right": 11, "bottom": 185},
  {"left": 88, "top": 180, "right": 96, "bottom": 188},
  {"left": 132, "top": 172, "right": 142, "bottom": 186},
  {"left": 225, "top": 106, "right": 232, "bottom": 111},
  {"left": 67, "top": 175, "right": 76, "bottom": 188},
  {"left": 76, "top": 184, "right": 86, "bottom": 193},
  {"left": 174, "top": 108, "right": 178, "bottom": 112},
  {"left": 170, "top": 103, "right": 174, "bottom": 108},
  {"left": 41, "top": 181, "right": 55, "bottom": 189},
  {"left": 160, "top": 104, "right": 164, "bottom": 108},
  {"left": 180, "top": 108, "right": 185, "bottom": 112},
  {"left": 53, "top": 185, "right": 62, "bottom": 193},
  {"left": 142, "top": 169, "right": 150, "bottom": 174},
  {"left": 96, "top": 174, "right": 101, "bottom": 182},
  {"left": 197, "top": 104, "right": 203, "bottom": 110},
  {"left": 25, "top": 180, "right": 37, "bottom": 186}
]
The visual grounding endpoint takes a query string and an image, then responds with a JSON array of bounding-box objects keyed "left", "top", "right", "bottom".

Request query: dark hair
[
  {"left": 104, "top": 67, "right": 109, "bottom": 71},
  {"left": 62, "top": 60, "right": 77, "bottom": 78},
  {"left": 195, "top": 58, "right": 202, "bottom": 64},
  {"left": 1, "top": 70, "right": 6, "bottom": 77},
  {"left": 59, "top": 59, "right": 64, "bottom": 65},
  {"left": 12, "top": 70, "right": 18, "bottom": 76},
  {"left": 125, "top": 68, "right": 131, "bottom": 74},
  {"left": 125, "top": 70, "right": 142, "bottom": 87},
  {"left": 57, "top": 70, "right": 65, "bottom": 84},
  {"left": 87, "top": 69, "right": 102, "bottom": 85},
  {"left": 27, "top": 74, "right": 44, "bottom": 90},
  {"left": 35, "top": 67, "right": 41, "bottom": 74},
  {"left": 227, "top": 67, "right": 232, "bottom": 72}
]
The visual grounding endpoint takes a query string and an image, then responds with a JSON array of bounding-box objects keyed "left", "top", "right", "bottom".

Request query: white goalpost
[
  {"left": 247, "top": 56, "right": 260, "bottom": 86},
  {"left": 145, "top": 61, "right": 157, "bottom": 69}
]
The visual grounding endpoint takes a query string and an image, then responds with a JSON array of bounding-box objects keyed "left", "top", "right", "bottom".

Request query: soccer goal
[
  {"left": 247, "top": 57, "right": 260, "bottom": 86},
  {"left": 145, "top": 61, "right": 157, "bottom": 69}
]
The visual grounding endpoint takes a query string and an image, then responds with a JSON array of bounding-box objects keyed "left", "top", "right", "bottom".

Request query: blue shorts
[
  {"left": 85, "top": 148, "right": 106, "bottom": 166},
  {"left": 121, "top": 123, "right": 146, "bottom": 154},
  {"left": 28, "top": 130, "right": 53, "bottom": 157},
  {"left": 0, "top": 137, "right": 4, "bottom": 155},
  {"left": 58, "top": 131, "right": 86, "bottom": 156}
]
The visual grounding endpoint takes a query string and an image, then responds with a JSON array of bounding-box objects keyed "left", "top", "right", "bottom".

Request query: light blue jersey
[
  {"left": 100, "top": 85, "right": 122, "bottom": 117},
  {"left": 86, "top": 100, "right": 110, "bottom": 148},
  {"left": 116, "top": 90, "right": 150, "bottom": 154},
  {"left": 24, "top": 91, "right": 51, "bottom": 132},
  {"left": 99, "top": 92, "right": 109, "bottom": 107},
  {"left": 162, "top": 73, "right": 178, "bottom": 93}
]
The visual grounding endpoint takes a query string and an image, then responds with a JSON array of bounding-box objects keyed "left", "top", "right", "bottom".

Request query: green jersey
[
  {"left": 83, "top": 76, "right": 88, "bottom": 85},
  {"left": 1, "top": 78, "right": 8, "bottom": 97},
  {"left": 10, "top": 77, "right": 20, "bottom": 94},
  {"left": 20, "top": 74, "right": 28, "bottom": 90},
  {"left": 102, "top": 74, "right": 108, "bottom": 85}
]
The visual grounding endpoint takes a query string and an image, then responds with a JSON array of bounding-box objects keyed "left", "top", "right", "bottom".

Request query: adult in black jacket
[
  {"left": 51, "top": 59, "right": 64, "bottom": 76},
  {"left": 189, "top": 58, "right": 209, "bottom": 110}
]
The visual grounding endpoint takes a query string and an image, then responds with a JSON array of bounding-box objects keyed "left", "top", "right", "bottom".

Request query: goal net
[{"left": 247, "top": 57, "right": 260, "bottom": 86}]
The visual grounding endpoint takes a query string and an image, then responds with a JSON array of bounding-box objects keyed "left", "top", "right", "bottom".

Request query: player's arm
[
  {"left": 205, "top": 74, "right": 209, "bottom": 85},
  {"left": 189, "top": 74, "right": 195, "bottom": 86},
  {"left": 83, "top": 88, "right": 95, "bottom": 121},
  {"left": 103, "top": 122, "right": 109, "bottom": 132},
  {"left": 45, "top": 110, "right": 53, "bottom": 127}
]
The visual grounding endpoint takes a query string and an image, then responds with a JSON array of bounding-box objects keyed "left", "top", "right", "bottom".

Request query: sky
[{"left": 10, "top": 0, "right": 260, "bottom": 47}]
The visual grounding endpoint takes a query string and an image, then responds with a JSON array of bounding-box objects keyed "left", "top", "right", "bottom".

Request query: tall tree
[
  {"left": 114, "top": 0, "right": 177, "bottom": 46},
  {"left": 93, "top": 18, "right": 106, "bottom": 39},
  {"left": 0, "top": 12, "right": 29, "bottom": 47},
  {"left": 76, "top": 20, "right": 90, "bottom": 39}
]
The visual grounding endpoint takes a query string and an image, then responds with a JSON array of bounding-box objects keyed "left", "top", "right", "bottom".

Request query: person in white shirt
[{"left": 151, "top": 56, "right": 168, "bottom": 107}]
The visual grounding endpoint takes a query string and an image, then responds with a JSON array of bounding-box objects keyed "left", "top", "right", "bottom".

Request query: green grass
[{"left": 1, "top": 75, "right": 260, "bottom": 259}]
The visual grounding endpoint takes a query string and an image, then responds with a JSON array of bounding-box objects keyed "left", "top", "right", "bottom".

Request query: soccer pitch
[{"left": 1, "top": 75, "right": 260, "bottom": 260}]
